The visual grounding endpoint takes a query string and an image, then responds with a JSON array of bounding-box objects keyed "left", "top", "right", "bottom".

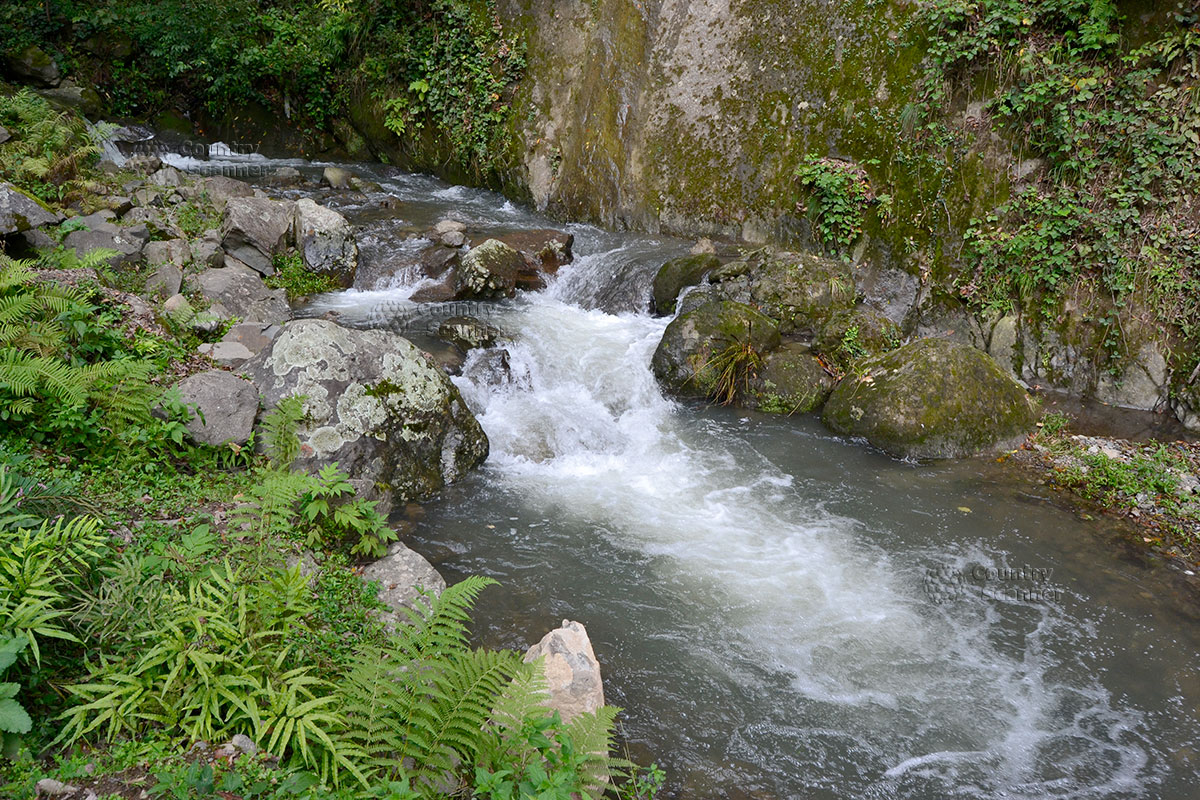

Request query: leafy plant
[
  {"left": 0, "top": 90, "right": 100, "bottom": 204},
  {"left": 264, "top": 253, "right": 340, "bottom": 301},
  {"left": 794, "top": 155, "right": 889, "bottom": 251},
  {"left": 260, "top": 395, "right": 307, "bottom": 469},
  {"left": 0, "top": 635, "right": 32, "bottom": 759}
]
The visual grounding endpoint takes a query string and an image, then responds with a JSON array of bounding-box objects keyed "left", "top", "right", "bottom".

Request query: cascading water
[{"left": 272, "top": 158, "right": 1200, "bottom": 799}]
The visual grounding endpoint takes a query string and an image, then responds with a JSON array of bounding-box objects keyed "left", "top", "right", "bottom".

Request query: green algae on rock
[
  {"left": 652, "top": 253, "right": 720, "bottom": 315},
  {"left": 822, "top": 338, "right": 1040, "bottom": 459}
]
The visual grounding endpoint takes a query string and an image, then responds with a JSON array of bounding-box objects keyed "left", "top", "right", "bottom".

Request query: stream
[{"left": 175, "top": 146, "right": 1200, "bottom": 799}]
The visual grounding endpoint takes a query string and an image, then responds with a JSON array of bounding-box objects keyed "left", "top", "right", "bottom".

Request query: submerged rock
[
  {"left": 523, "top": 620, "right": 605, "bottom": 724},
  {"left": 652, "top": 253, "right": 719, "bottom": 315},
  {"left": 651, "top": 300, "right": 780, "bottom": 398},
  {"left": 243, "top": 318, "right": 488, "bottom": 501},
  {"left": 822, "top": 338, "right": 1040, "bottom": 459}
]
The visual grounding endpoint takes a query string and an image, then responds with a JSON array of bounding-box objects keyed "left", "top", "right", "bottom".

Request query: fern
[{"left": 260, "top": 395, "right": 307, "bottom": 468}]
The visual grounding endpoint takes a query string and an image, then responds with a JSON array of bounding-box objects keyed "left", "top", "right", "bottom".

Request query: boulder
[
  {"left": 748, "top": 251, "right": 856, "bottom": 334},
  {"left": 441, "top": 230, "right": 466, "bottom": 248},
  {"left": 163, "top": 293, "right": 194, "bottom": 323},
  {"left": 266, "top": 167, "right": 303, "bottom": 186},
  {"left": 651, "top": 300, "right": 781, "bottom": 398},
  {"left": 361, "top": 543, "right": 446, "bottom": 626},
  {"left": 491, "top": 229, "right": 574, "bottom": 291},
  {"left": 410, "top": 274, "right": 458, "bottom": 303},
  {"left": 652, "top": 253, "right": 720, "bottom": 315},
  {"left": 196, "top": 176, "right": 255, "bottom": 210},
  {"left": 191, "top": 231, "right": 225, "bottom": 269},
  {"left": 1094, "top": 342, "right": 1167, "bottom": 411},
  {"left": 37, "top": 79, "right": 102, "bottom": 117},
  {"left": 63, "top": 221, "right": 148, "bottom": 267},
  {"left": 0, "top": 126, "right": 9, "bottom": 145},
  {"left": 292, "top": 199, "right": 358, "bottom": 286},
  {"left": 221, "top": 321, "right": 280, "bottom": 357},
  {"left": 145, "top": 264, "right": 182, "bottom": 299},
  {"left": 812, "top": 307, "right": 901, "bottom": 371},
  {"left": 220, "top": 197, "right": 294, "bottom": 275},
  {"left": 242, "top": 319, "right": 489, "bottom": 501},
  {"left": 523, "top": 620, "right": 605, "bottom": 724},
  {"left": 143, "top": 238, "right": 190, "bottom": 268},
  {"left": 197, "top": 340, "right": 254, "bottom": 367},
  {"left": 191, "top": 264, "right": 291, "bottom": 326},
  {"left": 322, "top": 167, "right": 354, "bottom": 189},
  {"left": 822, "top": 338, "right": 1040, "bottom": 459},
  {"left": 748, "top": 342, "right": 836, "bottom": 414},
  {"left": 438, "top": 316, "right": 499, "bottom": 351},
  {"left": 174, "top": 370, "right": 259, "bottom": 446},
  {"left": 434, "top": 219, "right": 466, "bottom": 235},
  {"left": 455, "top": 239, "right": 523, "bottom": 299},
  {"left": 419, "top": 245, "right": 460, "bottom": 277},
  {"left": 6, "top": 45, "right": 60, "bottom": 87},
  {"left": 148, "top": 167, "right": 183, "bottom": 187},
  {"left": 0, "top": 182, "right": 61, "bottom": 233}
]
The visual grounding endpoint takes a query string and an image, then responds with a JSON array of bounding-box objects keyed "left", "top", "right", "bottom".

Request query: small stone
[
  {"left": 434, "top": 219, "right": 467, "bottom": 235},
  {"left": 145, "top": 264, "right": 183, "bottom": 299},
  {"left": 0, "top": 125, "right": 9, "bottom": 144},
  {"left": 231, "top": 733, "right": 258, "bottom": 755},
  {"left": 523, "top": 620, "right": 605, "bottom": 724},
  {"left": 441, "top": 230, "right": 466, "bottom": 248},
  {"left": 35, "top": 779, "right": 78, "bottom": 798},
  {"left": 322, "top": 166, "right": 354, "bottom": 189},
  {"left": 163, "top": 293, "right": 194, "bottom": 323}
]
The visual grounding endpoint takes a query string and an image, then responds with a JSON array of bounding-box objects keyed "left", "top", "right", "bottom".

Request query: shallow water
[{"left": 190, "top": 147, "right": 1200, "bottom": 799}]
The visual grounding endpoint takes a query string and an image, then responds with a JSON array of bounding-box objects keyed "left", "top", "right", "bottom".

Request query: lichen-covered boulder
[
  {"left": 822, "top": 338, "right": 1040, "bottom": 459},
  {"left": 6, "top": 45, "right": 60, "bottom": 87},
  {"left": 243, "top": 319, "right": 488, "bottom": 501},
  {"left": 651, "top": 300, "right": 780, "bottom": 398},
  {"left": 220, "top": 197, "right": 294, "bottom": 276},
  {"left": 652, "top": 253, "right": 719, "bottom": 315},
  {"left": 523, "top": 620, "right": 605, "bottom": 724},
  {"left": 292, "top": 199, "right": 358, "bottom": 286},
  {"left": 456, "top": 238, "right": 523, "bottom": 299},
  {"left": 748, "top": 342, "right": 836, "bottom": 414},
  {"left": 748, "top": 251, "right": 856, "bottom": 334}
]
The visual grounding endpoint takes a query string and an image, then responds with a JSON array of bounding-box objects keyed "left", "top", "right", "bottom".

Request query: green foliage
[
  {"left": 367, "top": 0, "right": 527, "bottom": 169},
  {"left": 921, "top": 1, "right": 1200, "bottom": 354},
  {"left": 694, "top": 339, "right": 764, "bottom": 406},
  {"left": 0, "top": 253, "right": 156, "bottom": 449},
  {"left": 0, "top": 89, "right": 100, "bottom": 204},
  {"left": 265, "top": 253, "right": 340, "bottom": 301},
  {"left": 299, "top": 464, "right": 396, "bottom": 558},
  {"left": 0, "top": 635, "right": 33, "bottom": 759},
  {"left": 794, "top": 154, "right": 890, "bottom": 252},
  {"left": 261, "top": 395, "right": 307, "bottom": 469}
]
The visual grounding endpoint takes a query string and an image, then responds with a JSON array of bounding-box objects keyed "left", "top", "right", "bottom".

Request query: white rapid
[{"left": 285, "top": 161, "right": 1199, "bottom": 799}]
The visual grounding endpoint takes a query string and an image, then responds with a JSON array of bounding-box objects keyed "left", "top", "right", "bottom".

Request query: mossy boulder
[
  {"left": 748, "top": 342, "right": 836, "bottom": 414},
  {"left": 813, "top": 307, "right": 901, "bottom": 371},
  {"left": 748, "top": 251, "right": 856, "bottom": 335},
  {"left": 822, "top": 338, "right": 1039, "bottom": 459},
  {"left": 651, "top": 300, "right": 780, "bottom": 398},
  {"left": 243, "top": 319, "right": 489, "bottom": 502},
  {"left": 652, "top": 253, "right": 720, "bottom": 315}
]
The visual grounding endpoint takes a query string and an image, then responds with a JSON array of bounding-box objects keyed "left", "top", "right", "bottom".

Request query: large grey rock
[
  {"left": 192, "top": 229, "right": 225, "bottom": 268},
  {"left": 243, "top": 319, "right": 489, "bottom": 501},
  {"left": 361, "top": 543, "right": 446, "bottom": 627},
  {"left": 0, "top": 182, "right": 61, "bottom": 233},
  {"left": 1095, "top": 343, "right": 1167, "bottom": 411},
  {"left": 292, "top": 199, "right": 358, "bottom": 286},
  {"left": 191, "top": 265, "right": 290, "bottom": 325},
  {"left": 195, "top": 176, "right": 255, "bottom": 210},
  {"left": 148, "top": 167, "right": 183, "bottom": 187},
  {"left": 491, "top": 229, "right": 574, "bottom": 291},
  {"left": 37, "top": 79, "right": 102, "bottom": 117},
  {"left": 143, "top": 238, "right": 190, "bottom": 268},
  {"left": 145, "top": 264, "right": 182, "bottom": 299},
  {"left": 220, "top": 197, "right": 294, "bottom": 275},
  {"left": 221, "top": 321, "right": 279, "bottom": 357},
  {"left": 748, "top": 250, "right": 856, "bottom": 335},
  {"left": 197, "top": 340, "right": 254, "bottom": 367},
  {"left": 651, "top": 300, "right": 781, "bottom": 399},
  {"left": 822, "top": 338, "right": 1040, "bottom": 459},
  {"left": 523, "top": 620, "right": 605, "bottom": 724},
  {"left": 652, "top": 253, "right": 719, "bottom": 315},
  {"left": 456, "top": 239, "right": 524, "bottom": 299},
  {"left": 6, "top": 45, "right": 60, "bottom": 87},
  {"left": 62, "top": 221, "right": 148, "bottom": 267},
  {"left": 174, "top": 370, "right": 259, "bottom": 446}
]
